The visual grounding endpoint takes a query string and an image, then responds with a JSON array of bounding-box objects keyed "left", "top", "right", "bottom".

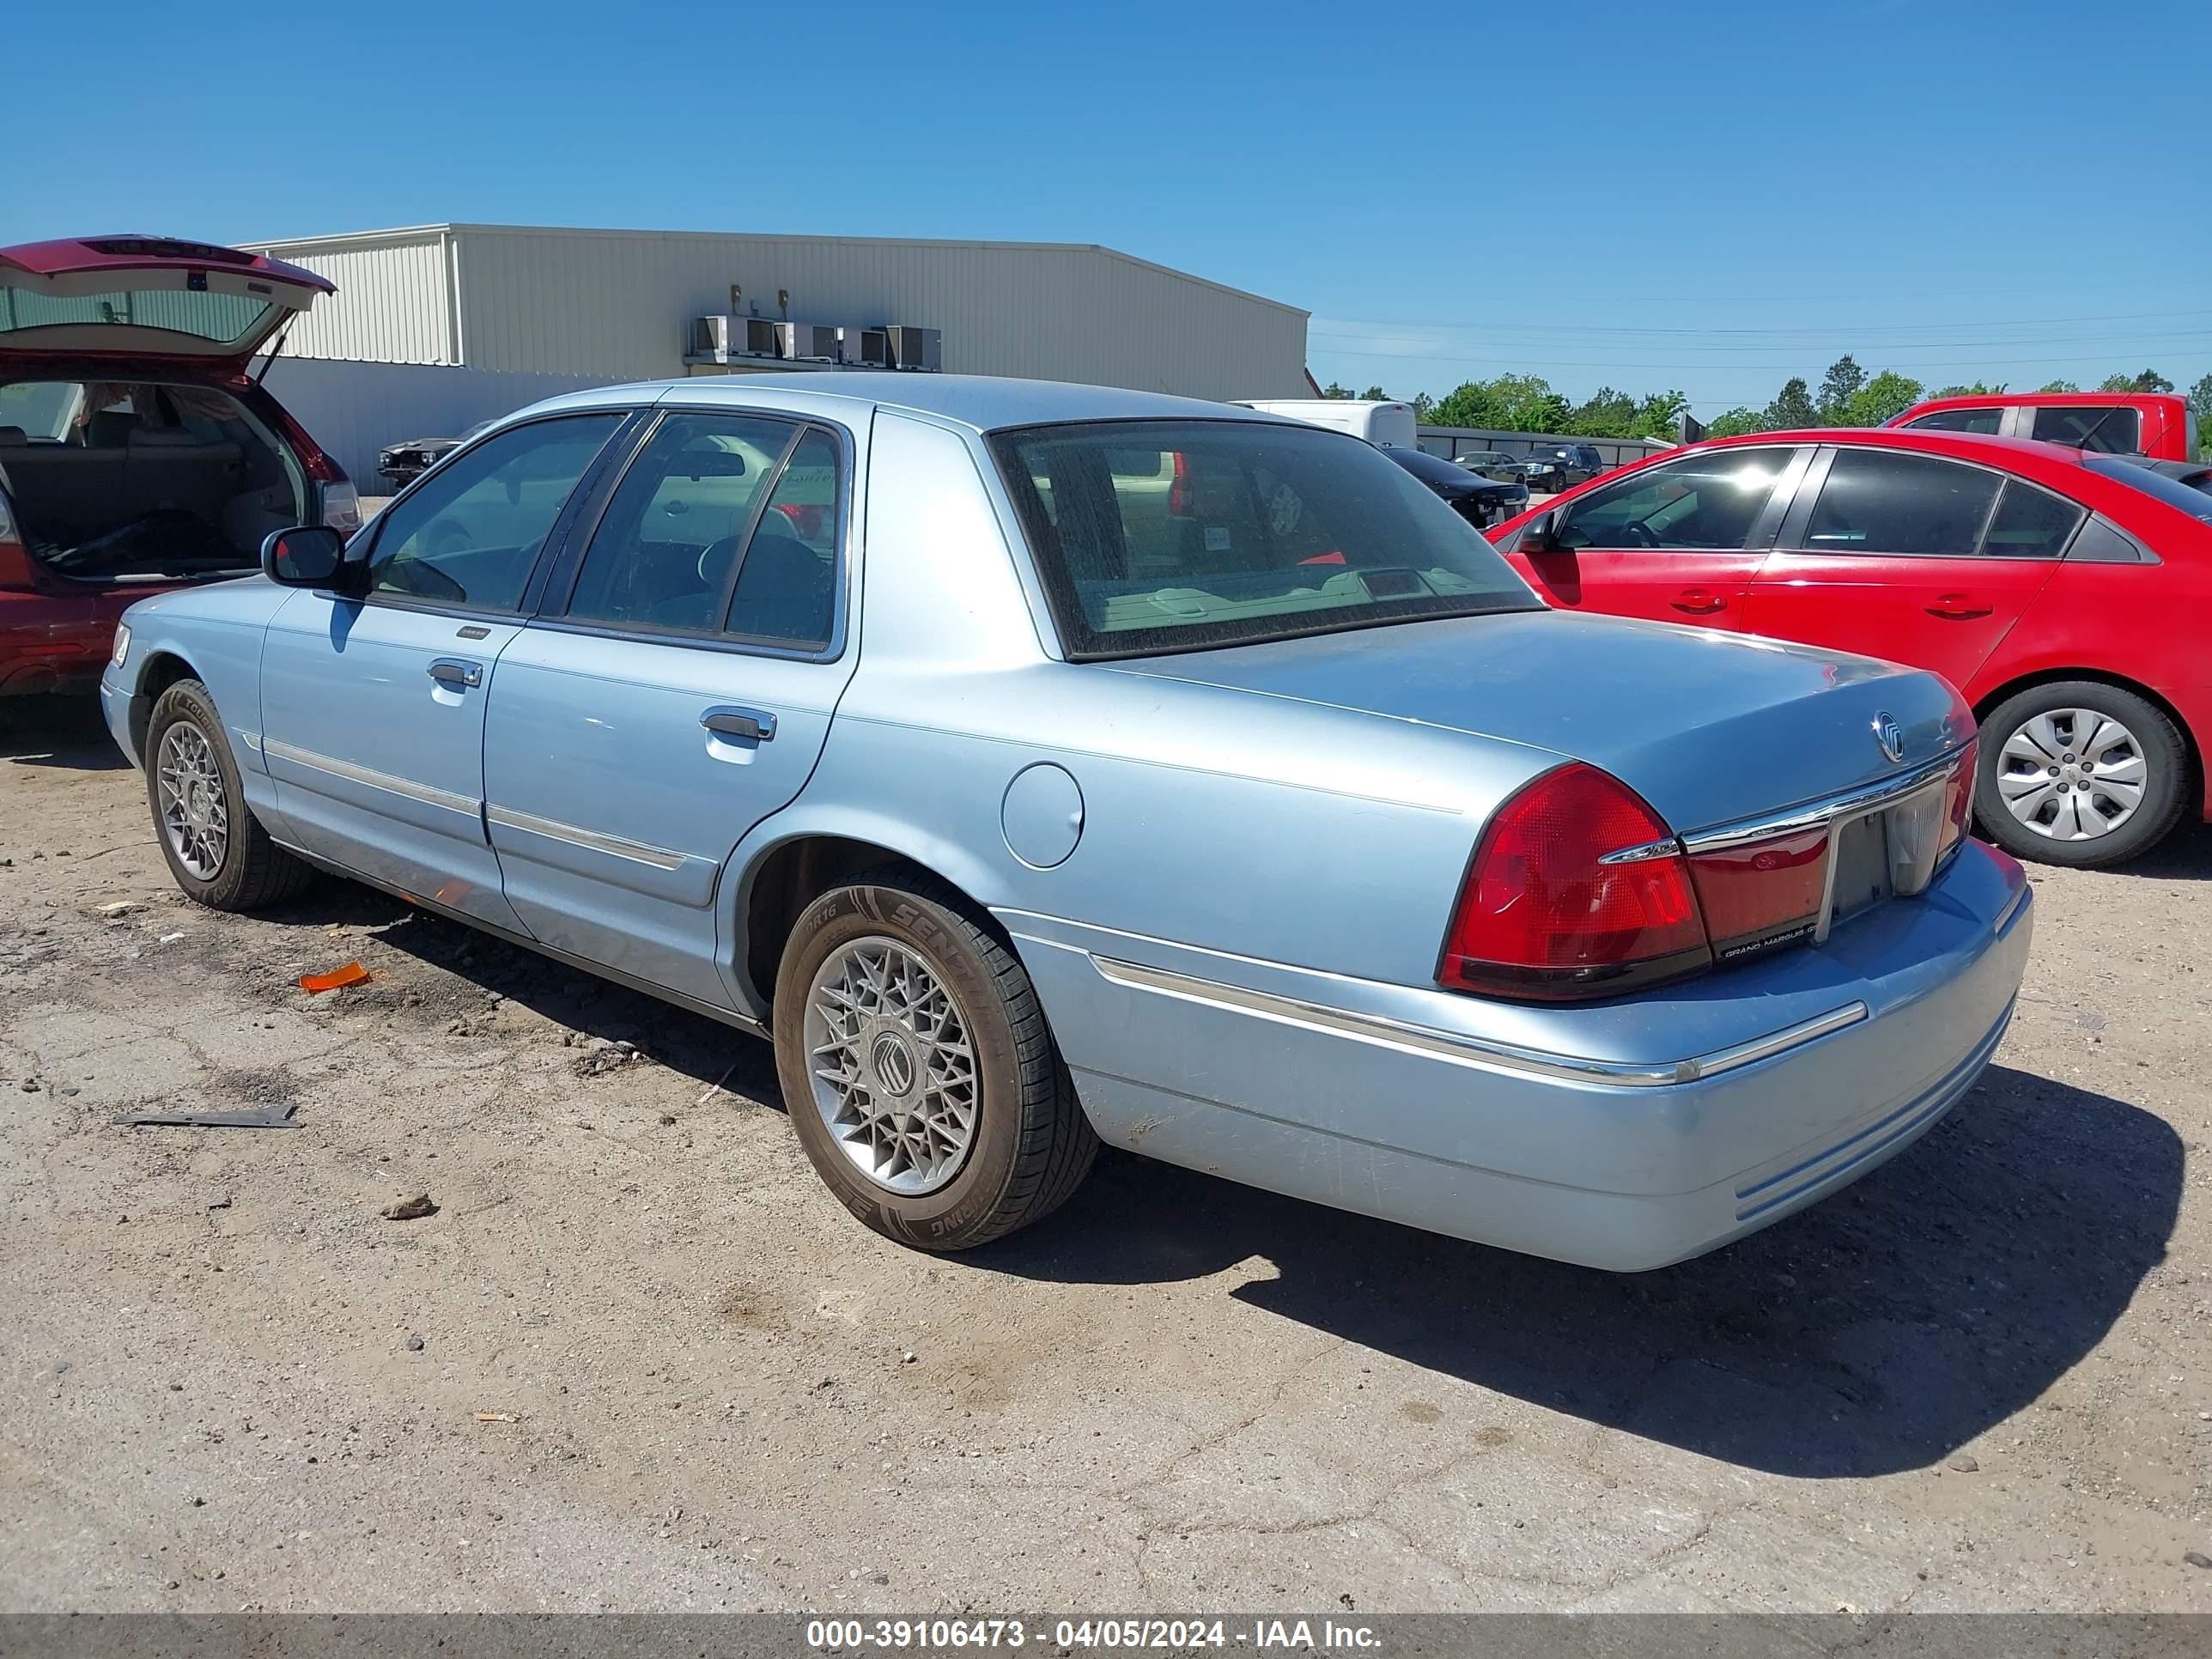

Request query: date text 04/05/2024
[{"left": 804, "top": 1618, "right": 1382, "bottom": 1650}]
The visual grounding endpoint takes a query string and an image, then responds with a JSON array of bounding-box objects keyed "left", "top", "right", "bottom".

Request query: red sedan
[{"left": 1486, "top": 428, "right": 2212, "bottom": 866}]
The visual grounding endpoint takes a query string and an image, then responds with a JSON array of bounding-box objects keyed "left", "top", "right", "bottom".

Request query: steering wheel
[
  {"left": 1617, "top": 520, "right": 1661, "bottom": 549},
  {"left": 423, "top": 517, "right": 475, "bottom": 558}
]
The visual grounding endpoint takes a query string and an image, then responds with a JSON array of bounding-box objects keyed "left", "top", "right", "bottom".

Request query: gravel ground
[{"left": 3, "top": 694, "right": 2209, "bottom": 1613}]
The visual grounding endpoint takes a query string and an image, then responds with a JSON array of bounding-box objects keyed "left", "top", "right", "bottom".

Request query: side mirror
[
  {"left": 262, "top": 525, "right": 346, "bottom": 587},
  {"left": 1519, "top": 511, "right": 1562, "bottom": 555}
]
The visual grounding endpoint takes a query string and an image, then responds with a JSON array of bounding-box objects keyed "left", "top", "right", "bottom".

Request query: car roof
[
  {"left": 1706, "top": 427, "right": 2098, "bottom": 465},
  {"left": 517, "top": 373, "right": 1303, "bottom": 434},
  {"left": 1899, "top": 390, "right": 2180, "bottom": 412}
]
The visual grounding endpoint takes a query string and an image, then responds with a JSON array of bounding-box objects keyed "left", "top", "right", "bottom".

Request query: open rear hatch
[{"left": 0, "top": 236, "right": 331, "bottom": 369}]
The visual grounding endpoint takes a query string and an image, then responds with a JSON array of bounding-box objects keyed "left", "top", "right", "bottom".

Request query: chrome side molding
[
  {"left": 1090, "top": 954, "right": 1867, "bottom": 1089},
  {"left": 262, "top": 738, "right": 478, "bottom": 817},
  {"left": 485, "top": 803, "right": 689, "bottom": 872}
]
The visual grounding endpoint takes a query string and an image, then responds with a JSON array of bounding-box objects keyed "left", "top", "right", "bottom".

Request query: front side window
[
  {"left": 2032, "top": 404, "right": 2140, "bottom": 453},
  {"left": 563, "top": 412, "right": 796, "bottom": 633},
  {"left": 992, "top": 419, "right": 1540, "bottom": 659},
  {"left": 1803, "top": 450, "right": 2002, "bottom": 557},
  {"left": 368, "top": 415, "right": 621, "bottom": 609},
  {"left": 1558, "top": 448, "right": 1795, "bottom": 551},
  {"left": 1904, "top": 407, "right": 2004, "bottom": 435}
]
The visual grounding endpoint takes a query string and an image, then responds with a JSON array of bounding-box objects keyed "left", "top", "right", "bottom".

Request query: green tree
[
  {"left": 1816, "top": 355, "right": 1865, "bottom": 422},
  {"left": 1765, "top": 377, "right": 1820, "bottom": 429},
  {"left": 1632, "top": 389, "right": 1692, "bottom": 439},
  {"left": 2190, "top": 374, "right": 2212, "bottom": 453},
  {"left": 2039, "top": 380, "right": 2081, "bottom": 393},
  {"left": 1568, "top": 386, "right": 1637, "bottom": 437},
  {"left": 1425, "top": 380, "right": 1504, "bottom": 428},
  {"left": 1360, "top": 386, "right": 1389, "bottom": 401},
  {"left": 1705, "top": 407, "right": 1765, "bottom": 437},
  {"left": 1838, "top": 371, "right": 1925, "bottom": 428},
  {"left": 1411, "top": 391, "right": 1437, "bottom": 422},
  {"left": 1933, "top": 380, "right": 2008, "bottom": 398},
  {"left": 2100, "top": 370, "right": 2174, "bottom": 393}
]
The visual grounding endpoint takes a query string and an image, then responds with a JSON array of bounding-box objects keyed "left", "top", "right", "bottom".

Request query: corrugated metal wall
[
  {"left": 249, "top": 226, "right": 1310, "bottom": 401},
  {"left": 257, "top": 357, "right": 616, "bottom": 489},
  {"left": 252, "top": 232, "right": 456, "bottom": 365}
]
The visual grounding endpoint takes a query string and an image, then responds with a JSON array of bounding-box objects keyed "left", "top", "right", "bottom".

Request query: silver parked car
[{"left": 100, "top": 375, "right": 2032, "bottom": 1269}]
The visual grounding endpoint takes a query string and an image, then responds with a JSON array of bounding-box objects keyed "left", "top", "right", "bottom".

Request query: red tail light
[
  {"left": 1168, "top": 450, "right": 1190, "bottom": 516},
  {"left": 1441, "top": 763, "right": 1711, "bottom": 1001}
]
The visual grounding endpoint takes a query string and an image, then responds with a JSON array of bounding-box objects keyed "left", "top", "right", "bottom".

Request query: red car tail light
[
  {"left": 1938, "top": 738, "right": 1978, "bottom": 860},
  {"left": 1685, "top": 827, "right": 1830, "bottom": 963},
  {"left": 1441, "top": 763, "right": 1712, "bottom": 1001},
  {"left": 0, "top": 492, "right": 35, "bottom": 592}
]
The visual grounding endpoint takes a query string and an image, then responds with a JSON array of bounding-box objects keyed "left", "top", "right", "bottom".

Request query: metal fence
[{"left": 1416, "top": 425, "right": 1674, "bottom": 470}]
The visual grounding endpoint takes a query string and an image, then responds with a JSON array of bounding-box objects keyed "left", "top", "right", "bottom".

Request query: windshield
[
  {"left": 2087, "top": 456, "right": 2212, "bottom": 525},
  {"left": 991, "top": 419, "right": 1541, "bottom": 659}
]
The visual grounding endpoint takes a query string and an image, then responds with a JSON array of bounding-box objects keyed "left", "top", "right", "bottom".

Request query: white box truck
[{"left": 1233, "top": 399, "right": 1419, "bottom": 449}]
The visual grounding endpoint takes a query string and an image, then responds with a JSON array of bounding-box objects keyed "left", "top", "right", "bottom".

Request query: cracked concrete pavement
[{"left": 3, "top": 696, "right": 2209, "bottom": 1613}]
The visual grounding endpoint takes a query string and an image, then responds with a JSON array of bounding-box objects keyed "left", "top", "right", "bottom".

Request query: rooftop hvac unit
[
  {"left": 885, "top": 325, "right": 941, "bottom": 373},
  {"left": 690, "top": 314, "right": 783, "bottom": 360},
  {"left": 840, "top": 325, "right": 890, "bottom": 368},
  {"left": 779, "top": 321, "right": 842, "bottom": 362}
]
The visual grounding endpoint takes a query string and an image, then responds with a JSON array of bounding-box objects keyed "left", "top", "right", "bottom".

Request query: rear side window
[
  {"left": 2032, "top": 404, "right": 2140, "bottom": 453},
  {"left": 1981, "top": 479, "right": 2086, "bottom": 558},
  {"left": 1559, "top": 447, "right": 1795, "bottom": 551},
  {"left": 1803, "top": 451, "right": 2000, "bottom": 557},
  {"left": 727, "top": 428, "right": 841, "bottom": 648},
  {"left": 368, "top": 414, "right": 621, "bottom": 610},
  {"left": 563, "top": 412, "right": 796, "bottom": 633},
  {"left": 1904, "top": 408, "right": 2003, "bottom": 435}
]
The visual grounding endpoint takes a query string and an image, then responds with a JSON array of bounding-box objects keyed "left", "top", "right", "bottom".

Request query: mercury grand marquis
[{"left": 100, "top": 374, "right": 2033, "bottom": 1269}]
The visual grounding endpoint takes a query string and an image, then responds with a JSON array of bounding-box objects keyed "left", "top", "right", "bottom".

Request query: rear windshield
[
  {"left": 991, "top": 419, "right": 1541, "bottom": 659},
  {"left": 2086, "top": 456, "right": 2212, "bottom": 524},
  {"left": 0, "top": 288, "right": 277, "bottom": 349}
]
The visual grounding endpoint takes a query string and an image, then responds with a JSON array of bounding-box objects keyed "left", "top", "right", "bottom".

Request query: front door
[
  {"left": 1504, "top": 446, "right": 1807, "bottom": 629},
  {"left": 1745, "top": 447, "right": 2071, "bottom": 693},
  {"left": 483, "top": 412, "right": 856, "bottom": 1008},
  {"left": 258, "top": 411, "right": 625, "bottom": 928}
]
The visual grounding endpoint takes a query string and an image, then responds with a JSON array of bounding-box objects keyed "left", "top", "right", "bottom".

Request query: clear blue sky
[{"left": 9, "top": 0, "right": 2208, "bottom": 414}]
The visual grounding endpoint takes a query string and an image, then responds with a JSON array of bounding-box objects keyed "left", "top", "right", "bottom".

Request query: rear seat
[{"left": 0, "top": 428, "right": 242, "bottom": 545}]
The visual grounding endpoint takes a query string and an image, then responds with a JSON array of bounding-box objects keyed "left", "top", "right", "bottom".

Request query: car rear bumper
[
  {"left": 0, "top": 612, "right": 112, "bottom": 696},
  {"left": 1006, "top": 840, "right": 2033, "bottom": 1271}
]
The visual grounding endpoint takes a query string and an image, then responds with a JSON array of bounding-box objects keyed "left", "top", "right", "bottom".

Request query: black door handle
[
  {"left": 701, "top": 706, "right": 776, "bottom": 743},
  {"left": 428, "top": 658, "right": 483, "bottom": 689}
]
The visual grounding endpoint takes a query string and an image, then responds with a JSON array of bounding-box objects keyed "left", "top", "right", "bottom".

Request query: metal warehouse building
[{"left": 241, "top": 223, "right": 1313, "bottom": 487}]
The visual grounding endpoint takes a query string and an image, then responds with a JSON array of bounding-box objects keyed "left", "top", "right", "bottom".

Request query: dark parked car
[
  {"left": 1516, "top": 443, "right": 1608, "bottom": 495},
  {"left": 1454, "top": 449, "right": 1525, "bottom": 483},
  {"left": 1383, "top": 444, "right": 1529, "bottom": 526},
  {"left": 378, "top": 420, "right": 494, "bottom": 489}
]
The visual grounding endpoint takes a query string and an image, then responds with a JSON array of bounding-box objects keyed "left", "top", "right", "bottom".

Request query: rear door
[
  {"left": 258, "top": 411, "right": 627, "bottom": 930},
  {"left": 1745, "top": 447, "right": 2074, "bottom": 691},
  {"left": 482, "top": 410, "right": 857, "bottom": 1010},
  {"left": 1503, "top": 446, "right": 1807, "bottom": 629}
]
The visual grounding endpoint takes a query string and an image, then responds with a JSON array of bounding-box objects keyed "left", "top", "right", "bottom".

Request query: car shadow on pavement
[
  {"left": 2118, "top": 819, "right": 2212, "bottom": 880},
  {"left": 0, "top": 695, "right": 131, "bottom": 769},
  {"left": 257, "top": 884, "right": 782, "bottom": 1101},
  {"left": 982, "top": 1066, "right": 2181, "bottom": 1479}
]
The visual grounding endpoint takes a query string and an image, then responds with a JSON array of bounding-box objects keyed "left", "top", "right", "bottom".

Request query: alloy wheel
[
  {"left": 156, "top": 720, "right": 229, "bottom": 879},
  {"left": 1995, "top": 708, "right": 2147, "bottom": 842},
  {"left": 804, "top": 936, "right": 980, "bottom": 1196}
]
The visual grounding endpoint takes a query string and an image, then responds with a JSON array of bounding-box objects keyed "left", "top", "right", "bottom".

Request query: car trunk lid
[
  {"left": 1100, "top": 610, "right": 1971, "bottom": 833},
  {"left": 0, "top": 236, "right": 332, "bottom": 370}
]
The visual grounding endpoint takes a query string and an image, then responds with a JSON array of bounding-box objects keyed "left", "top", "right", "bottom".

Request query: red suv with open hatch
[{"left": 1, "top": 235, "right": 356, "bottom": 696}]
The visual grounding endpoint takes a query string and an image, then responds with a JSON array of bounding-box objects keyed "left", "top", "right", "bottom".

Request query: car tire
[
  {"left": 1973, "top": 680, "right": 2190, "bottom": 868},
  {"left": 144, "top": 678, "right": 315, "bottom": 910},
  {"left": 774, "top": 867, "right": 1097, "bottom": 1251}
]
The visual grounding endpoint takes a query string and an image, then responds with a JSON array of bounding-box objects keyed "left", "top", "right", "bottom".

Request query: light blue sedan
[{"left": 100, "top": 375, "right": 2032, "bottom": 1268}]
